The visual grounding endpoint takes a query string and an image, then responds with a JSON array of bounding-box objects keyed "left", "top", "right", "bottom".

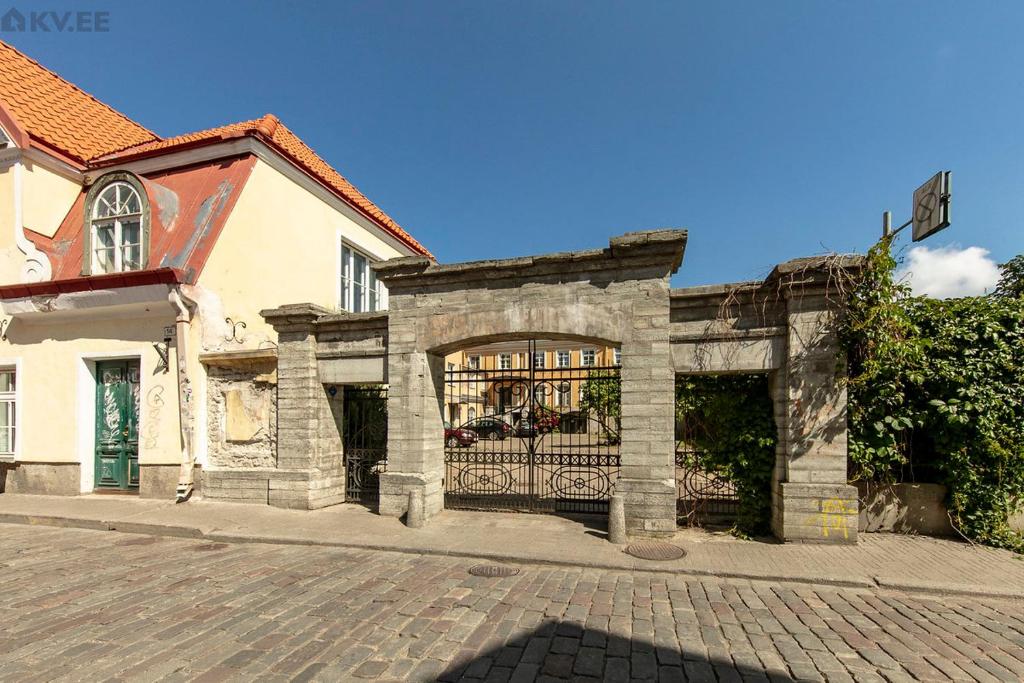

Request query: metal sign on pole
[
  {"left": 881, "top": 171, "right": 952, "bottom": 242},
  {"left": 911, "top": 171, "right": 952, "bottom": 242}
]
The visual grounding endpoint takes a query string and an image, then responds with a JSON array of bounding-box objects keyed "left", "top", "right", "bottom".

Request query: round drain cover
[
  {"left": 625, "top": 541, "right": 686, "bottom": 561},
  {"left": 469, "top": 564, "right": 520, "bottom": 577},
  {"left": 117, "top": 536, "right": 161, "bottom": 546},
  {"left": 193, "top": 543, "right": 229, "bottom": 552}
]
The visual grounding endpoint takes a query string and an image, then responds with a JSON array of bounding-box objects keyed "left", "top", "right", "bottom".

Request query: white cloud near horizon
[{"left": 897, "top": 245, "right": 1001, "bottom": 299}]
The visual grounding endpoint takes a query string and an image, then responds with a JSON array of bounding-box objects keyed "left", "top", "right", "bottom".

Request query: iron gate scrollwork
[
  {"left": 443, "top": 340, "right": 620, "bottom": 514},
  {"left": 343, "top": 386, "right": 388, "bottom": 504},
  {"left": 675, "top": 448, "right": 740, "bottom": 526}
]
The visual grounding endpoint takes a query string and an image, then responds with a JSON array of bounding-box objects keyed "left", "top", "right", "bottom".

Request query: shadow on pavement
[{"left": 436, "top": 617, "right": 793, "bottom": 682}]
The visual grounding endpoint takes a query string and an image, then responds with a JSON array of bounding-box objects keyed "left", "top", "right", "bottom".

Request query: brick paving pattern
[{"left": 2, "top": 524, "right": 1024, "bottom": 682}]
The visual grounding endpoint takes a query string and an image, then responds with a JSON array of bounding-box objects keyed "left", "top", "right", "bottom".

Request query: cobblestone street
[{"left": 2, "top": 525, "right": 1024, "bottom": 682}]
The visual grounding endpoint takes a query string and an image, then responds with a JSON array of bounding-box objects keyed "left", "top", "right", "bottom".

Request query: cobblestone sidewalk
[
  {"left": 2, "top": 494, "right": 1024, "bottom": 599},
  {"left": 2, "top": 524, "right": 1024, "bottom": 682}
]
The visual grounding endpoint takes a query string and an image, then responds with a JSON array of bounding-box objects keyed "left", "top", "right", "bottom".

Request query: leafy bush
[
  {"left": 675, "top": 375, "right": 777, "bottom": 536},
  {"left": 841, "top": 244, "right": 1024, "bottom": 551}
]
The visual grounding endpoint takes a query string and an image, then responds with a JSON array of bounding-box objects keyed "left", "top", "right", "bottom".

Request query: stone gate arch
[{"left": 374, "top": 231, "right": 687, "bottom": 536}]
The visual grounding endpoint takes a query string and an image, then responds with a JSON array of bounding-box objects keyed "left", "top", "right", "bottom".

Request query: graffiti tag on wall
[
  {"left": 143, "top": 385, "right": 165, "bottom": 451},
  {"left": 819, "top": 498, "right": 854, "bottom": 540}
]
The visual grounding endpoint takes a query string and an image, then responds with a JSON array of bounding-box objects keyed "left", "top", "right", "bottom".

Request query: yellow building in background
[{"left": 443, "top": 342, "right": 620, "bottom": 428}]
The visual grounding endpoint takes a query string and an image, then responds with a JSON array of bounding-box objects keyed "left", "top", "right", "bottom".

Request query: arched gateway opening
[
  {"left": 442, "top": 338, "right": 621, "bottom": 514},
  {"left": 372, "top": 231, "right": 686, "bottom": 537}
]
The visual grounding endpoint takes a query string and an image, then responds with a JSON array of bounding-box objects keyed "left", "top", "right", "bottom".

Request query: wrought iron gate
[
  {"left": 675, "top": 448, "right": 740, "bottom": 526},
  {"left": 443, "top": 340, "right": 620, "bottom": 514},
  {"left": 342, "top": 386, "right": 388, "bottom": 504}
]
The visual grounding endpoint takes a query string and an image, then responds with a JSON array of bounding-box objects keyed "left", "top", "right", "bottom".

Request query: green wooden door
[{"left": 94, "top": 360, "right": 140, "bottom": 490}]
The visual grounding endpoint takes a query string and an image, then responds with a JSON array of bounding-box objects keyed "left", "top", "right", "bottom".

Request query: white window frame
[
  {"left": 614, "top": 348, "right": 622, "bottom": 365},
  {"left": 556, "top": 350, "right": 570, "bottom": 368},
  {"left": 339, "top": 238, "right": 386, "bottom": 313},
  {"left": 556, "top": 382, "right": 571, "bottom": 408},
  {"left": 0, "top": 362, "right": 19, "bottom": 461},
  {"left": 581, "top": 348, "right": 596, "bottom": 367},
  {"left": 468, "top": 355, "right": 481, "bottom": 370},
  {"left": 533, "top": 351, "right": 546, "bottom": 369},
  {"left": 90, "top": 181, "right": 144, "bottom": 274},
  {"left": 498, "top": 353, "right": 512, "bottom": 370}
]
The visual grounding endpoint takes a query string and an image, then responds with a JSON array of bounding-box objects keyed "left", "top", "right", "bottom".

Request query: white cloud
[{"left": 897, "top": 245, "right": 1001, "bottom": 299}]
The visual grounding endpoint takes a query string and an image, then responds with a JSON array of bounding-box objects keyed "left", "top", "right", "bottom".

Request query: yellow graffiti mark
[{"left": 819, "top": 498, "right": 854, "bottom": 540}]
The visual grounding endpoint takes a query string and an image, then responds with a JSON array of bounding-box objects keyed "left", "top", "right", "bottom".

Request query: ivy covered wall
[{"left": 841, "top": 240, "right": 1024, "bottom": 551}]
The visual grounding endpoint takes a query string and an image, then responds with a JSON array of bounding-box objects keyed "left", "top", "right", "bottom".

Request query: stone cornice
[
  {"left": 260, "top": 303, "right": 330, "bottom": 331},
  {"left": 374, "top": 230, "right": 687, "bottom": 291}
]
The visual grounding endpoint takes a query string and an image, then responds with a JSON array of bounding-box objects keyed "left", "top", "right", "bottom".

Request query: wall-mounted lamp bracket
[{"left": 154, "top": 339, "right": 170, "bottom": 373}]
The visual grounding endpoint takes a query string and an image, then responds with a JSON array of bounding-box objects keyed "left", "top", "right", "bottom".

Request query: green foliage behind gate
[{"left": 675, "top": 375, "right": 777, "bottom": 536}]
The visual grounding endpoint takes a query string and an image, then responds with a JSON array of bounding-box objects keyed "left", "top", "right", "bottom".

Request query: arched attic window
[{"left": 83, "top": 173, "right": 149, "bottom": 275}]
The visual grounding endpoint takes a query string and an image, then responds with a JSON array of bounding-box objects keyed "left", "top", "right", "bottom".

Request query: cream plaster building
[{"left": 0, "top": 40, "right": 430, "bottom": 499}]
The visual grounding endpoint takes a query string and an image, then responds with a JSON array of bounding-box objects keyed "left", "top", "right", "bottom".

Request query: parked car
[
  {"left": 465, "top": 417, "right": 512, "bottom": 440},
  {"left": 444, "top": 422, "right": 478, "bottom": 448}
]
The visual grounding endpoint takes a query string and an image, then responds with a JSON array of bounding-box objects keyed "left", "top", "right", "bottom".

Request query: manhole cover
[
  {"left": 117, "top": 536, "right": 162, "bottom": 546},
  {"left": 469, "top": 564, "right": 520, "bottom": 577},
  {"left": 625, "top": 541, "right": 686, "bottom": 561},
  {"left": 193, "top": 543, "right": 229, "bottom": 552}
]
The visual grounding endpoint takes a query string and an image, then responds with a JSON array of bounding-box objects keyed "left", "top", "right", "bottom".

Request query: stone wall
[
  {"left": 199, "top": 345, "right": 344, "bottom": 509},
  {"left": 206, "top": 361, "right": 277, "bottom": 469},
  {"left": 257, "top": 233, "right": 862, "bottom": 544},
  {"left": 670, "top": 255, "right": 862, "bottom": 543},
  {"left": 0, "top": 462, "right": 80, "bottom": 495}
]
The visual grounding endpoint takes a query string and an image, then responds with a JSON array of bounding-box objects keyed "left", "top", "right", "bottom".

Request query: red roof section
[
  {"left": 98, "top": 115, "right": 432, "bottom": 257},
  {"left": 0, "top": 268, "right": 184, "bottom": 300},
  {"left": 0, "top": 39, "right": 431, "bottom": 257},
  {"left": 30, "top": 155, "right": 258, "bottom": 284},
  {"left": 0, "top": 40, "right": 156, "bottom": 164}
]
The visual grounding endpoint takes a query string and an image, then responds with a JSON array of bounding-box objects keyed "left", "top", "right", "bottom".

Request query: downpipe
[{"left": 169, "top": 287, "right": 195, "bottom": 502}]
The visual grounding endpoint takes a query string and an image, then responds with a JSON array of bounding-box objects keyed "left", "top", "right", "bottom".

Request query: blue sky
[{"left": 4, "top": 1, "right": 1022, "bottom": 288}]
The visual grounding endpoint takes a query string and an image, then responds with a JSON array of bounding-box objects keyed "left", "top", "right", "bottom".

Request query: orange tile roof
[
  {"left": 98, "top": 114, "right": 432, "bottom": 257},
  {"left": 0, "top": 40, "right": 156, "bottom": 163},
  {"left": 0, "top": 39, "right": 431, "bottom": 257}
]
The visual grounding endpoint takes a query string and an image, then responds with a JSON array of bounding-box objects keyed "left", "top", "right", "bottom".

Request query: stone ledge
[{"left": 199, "top": 348, "right": 277, "bottom": 368}]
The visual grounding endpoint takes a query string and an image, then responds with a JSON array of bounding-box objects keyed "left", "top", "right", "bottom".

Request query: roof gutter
[{"left": 0, "top": 267, "right": 186, "bottom": 300}]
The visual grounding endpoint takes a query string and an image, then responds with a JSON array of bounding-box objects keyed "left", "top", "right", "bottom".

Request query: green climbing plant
[
  {"left": 674, "top": 375, "right": 777, "bottom": 536},
  {"left": 840, "top": 243, "right": 1024, "bottom": 552}
]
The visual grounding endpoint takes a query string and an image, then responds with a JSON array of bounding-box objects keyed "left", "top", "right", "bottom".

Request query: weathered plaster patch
[
  {"left": 161, "top": 180, "right": 233, "bottom": 270},
  {"left": 148, "top": 181, "right": 180, "bottom": 232},
  {"left": 207, "top": 362, "right": 276, "bottom": 469}
]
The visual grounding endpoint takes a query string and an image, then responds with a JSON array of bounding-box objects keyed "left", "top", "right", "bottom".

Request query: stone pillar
[
  {"left": 771, "top": 290, "right": 858, "bottom": 543},
  {"left": 261, "top": 303, "right": 345, "bottom": 510},
  {"left": 378, "top": 318, "right": 445, "bottom": 521},
  {"left": 616, "top": 278, "right": 677, "bottom": 538}
]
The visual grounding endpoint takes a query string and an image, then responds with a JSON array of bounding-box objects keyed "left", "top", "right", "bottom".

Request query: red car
[{"left": 444, "top": 422, "right": 478, "bottom": 448}]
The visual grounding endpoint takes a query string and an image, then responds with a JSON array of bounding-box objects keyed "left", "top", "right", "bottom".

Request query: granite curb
[{"left": 3, "top": 511, "right": 1023, "bottom": 601}]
